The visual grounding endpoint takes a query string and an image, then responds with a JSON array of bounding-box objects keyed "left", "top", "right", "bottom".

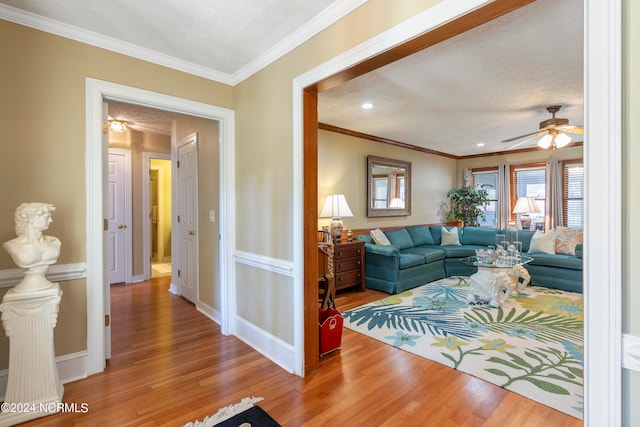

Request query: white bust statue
[{"left": 3, "top": 202, "right": 61, "bottom": 292}]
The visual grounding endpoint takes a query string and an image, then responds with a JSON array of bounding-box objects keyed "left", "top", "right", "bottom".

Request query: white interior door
[
  {"left": 177, "top": 133, "right": 198, "bottom": 303},
  {"left": 107, "top": 149, "right": 131, "bottom": 284}
]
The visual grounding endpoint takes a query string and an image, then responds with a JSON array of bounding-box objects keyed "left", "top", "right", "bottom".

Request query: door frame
[
  {"left": 294, "top": 0, "right": 621, "bottom": 424},
  {"left": 86, "top": 78, "right": 236, "bottom": 375},
  {"left": 142, "top": 152, "right": 172, "bottom": 281},
  {"left": 107, "top": 148, "right": 133, "bottom": 284}
]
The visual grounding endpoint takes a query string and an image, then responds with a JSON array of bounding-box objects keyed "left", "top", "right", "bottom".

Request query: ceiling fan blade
[
  {"left": 502, "top": 130, "right": 545, "bottom": 143},
  {"left": 507, "top": 134, "right": 541, "bottom": 150},
  {"left": 556, "top": 125, "right": 584, "bottom": 134},
  {"left": 501, "top": 130, "right": 544, "bottom": 143}
]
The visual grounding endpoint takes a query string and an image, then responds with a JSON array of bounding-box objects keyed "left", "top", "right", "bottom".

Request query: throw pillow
[
  {"left": 555, "top": 226, "right": 584, "bottom": 255},
  {"left": 440, "top": 226, "right": 461, "bottom": 246},
  {"left": 370, "top": 228, "right": 391, "bottom": 245},
  {"left": 527, "top": 230, "right": 556, "bottom": 254}
]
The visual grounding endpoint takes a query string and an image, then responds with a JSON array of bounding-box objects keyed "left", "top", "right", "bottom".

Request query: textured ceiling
[
  {"left": 107, "top": 101, "right": 178, "bottom": 136},
  {"left": 319, "top": 0, "right": 584, "bottom": 156}
]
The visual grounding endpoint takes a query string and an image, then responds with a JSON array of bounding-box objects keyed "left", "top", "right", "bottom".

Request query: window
[
  {"left": 511, "top": 164, "right": 546, "bottom": 227},
  {"left": 563, "top": 161, "right": 584, "bottom": 227},
  {"left": 372, "top": 176, "right": 388, "bottom": 208},
  {"left": 471, "top": 169, "right": 498, "bottom": 227}
]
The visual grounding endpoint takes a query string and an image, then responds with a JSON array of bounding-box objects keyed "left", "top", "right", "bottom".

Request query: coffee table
[{"left": 461, "top": 255, "right": 533, "bottom": 307}]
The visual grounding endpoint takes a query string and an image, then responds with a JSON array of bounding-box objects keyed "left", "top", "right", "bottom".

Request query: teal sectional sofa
[{"left": 356, "top": 225, "right": 583, "bottom": 295}]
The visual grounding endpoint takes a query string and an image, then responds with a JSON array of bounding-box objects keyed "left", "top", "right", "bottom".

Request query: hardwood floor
[{"left": 19, "top": 278, "right": 582, "bottom": 426}]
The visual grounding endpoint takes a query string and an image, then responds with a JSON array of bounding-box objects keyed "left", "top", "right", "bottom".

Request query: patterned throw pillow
[
  {"left": 528, "top": 230, "right": 556, "bottom": 254},
  {"left": 370, "top": 228, "right": 391, "bottom": 245},
  {"left": 440, "top": 226, "right": 461, "bottom": 246},
  {"left": 555, "top": 226, "right": 584, "bottom": 255}
]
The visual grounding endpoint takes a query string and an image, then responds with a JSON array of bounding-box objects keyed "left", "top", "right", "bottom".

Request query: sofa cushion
[
  {"left": 461, "top": 226, "right": 497, "bottom": 246},
  {"left": 515, "top": 230, "right": 536, "bottom": 252},
  {"left": 370, "top": 228, "right": 391, "bottom": 245},
  {"left": 385, "top": 228, "right": 415, "bottom": 250},
  {"left": 431, "top": 226, "right": 462, "bottom": 245},
  {"left": 406, "top": 225, "right": 435, "bottom": 246},
  {"left": 529, "top": 253, "right": 583, "bottom": 270},
  {"left": 401, "top": 247, "right": 446, "bottom": 263},
  {"left": 440, "top": 245, "right": 478, "bottom": 258},
  {"left": 555, "top": 226, "right": 584, "bottom": 255},
  {"left": 528, "top": 230, "right": 556, "bottom": 254},
  {"left": 441, "top": 226, "right": 461, "bottom": 245},
  {"left": 398, "top": 253, "right": 425, "bottom": 269},
  {"left": 356, "top": 234, "right": 373, "bottom": 244}
]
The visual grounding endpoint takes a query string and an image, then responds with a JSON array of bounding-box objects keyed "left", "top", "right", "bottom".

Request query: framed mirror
[{"left": 367, "top": 155, "right": 411, "bottom": 217}]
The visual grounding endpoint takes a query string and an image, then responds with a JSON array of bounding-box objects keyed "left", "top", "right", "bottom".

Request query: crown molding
[
  {"left": 230, "top": 0, "right": 369, "bottom": 85},
  {"left": 0, "top": 0, "right": 368, "bottom": 86},
  {"left": 0, "top": 3, "right": 235, "bottom": 85}
]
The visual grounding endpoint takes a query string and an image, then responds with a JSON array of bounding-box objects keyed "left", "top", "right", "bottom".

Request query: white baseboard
[
  {"left": 130, "top": 274, "right": 145, "bottom": 283},
  {"left": 196, "top": 300, "right": 221, "bottom": 325},
  {"left": 0, "top": 351, "right": 88, "bottom": 401},
  {"left": 234, "top": 316, "right": 295, "bottom": 374},
  {"left": 168, "top": 282, "right": 178, "bottom": 295}
]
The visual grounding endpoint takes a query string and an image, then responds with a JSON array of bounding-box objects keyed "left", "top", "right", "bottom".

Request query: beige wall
[
  {"left": 623, "top": 0, "right": 639, "bottom": 425},
  {"left": 318, "top": 129, "right": 457, "bottom": 231},
  {"left": 0, "top": 19, "right": 232, "bottom": 370},
  {"left": 233, "top": 0, "right": 442, "bottom": 340}
]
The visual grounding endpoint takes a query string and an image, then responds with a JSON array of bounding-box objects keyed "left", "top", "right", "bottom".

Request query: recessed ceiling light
[
  {"left": 361, "top": 102, "right": 373, "bottom": 110},
  {"left": 477, "top": 143, "right": 485, "bottom": 147}
]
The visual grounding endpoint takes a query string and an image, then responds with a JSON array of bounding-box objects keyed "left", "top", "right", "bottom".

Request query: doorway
[
  {"left": 147, "top": 156, "right": 172, "bottom": 279},
  {"left": 295, "top": 0, "right": 621, "bottom": 424},
  {"left": 86, "top": 79, "right": 236, "bottom": 376}
]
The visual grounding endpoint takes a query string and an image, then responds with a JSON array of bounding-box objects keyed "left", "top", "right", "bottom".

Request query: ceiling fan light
[
  {"left": 537, "top": 134, "right": 552, "bottom": 149},
  {"left": 555, "top": 132, "right": 572, "bottom": 147}
]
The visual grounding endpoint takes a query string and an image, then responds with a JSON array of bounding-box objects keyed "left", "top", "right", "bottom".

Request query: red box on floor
[{"left": 319, "top": 307, "right": 343, "bottom": 356}]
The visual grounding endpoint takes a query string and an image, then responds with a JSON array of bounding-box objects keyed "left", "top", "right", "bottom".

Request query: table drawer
[
  {"left": 335, "top": 270, "right": 363, "bottom": 289},
  {"left": 335, "top": 257, "right": 362, "bottom": 273},
  {"left": 334, "top": 246, "right": 363, "bottom": 259}
]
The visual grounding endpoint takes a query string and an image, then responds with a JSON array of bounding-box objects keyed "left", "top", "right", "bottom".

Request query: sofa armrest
[
  {"left": 364, "top": 243, "right": 400, "bottom": 281},
  {"left": 364, "top": 243, "right": 399, "bottom": 256},
  {"left": 575, "top": 244, "right": 583, "bottom": 259}
]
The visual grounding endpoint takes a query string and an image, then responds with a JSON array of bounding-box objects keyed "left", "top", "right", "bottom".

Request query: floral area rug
[{"left": 342, "top": 277, "right": 584, "bottom": 419}]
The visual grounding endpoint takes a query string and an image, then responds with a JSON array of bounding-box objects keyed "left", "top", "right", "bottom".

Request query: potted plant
[{"left": 445, "top": 179, "right": 491, "bottom": 227}]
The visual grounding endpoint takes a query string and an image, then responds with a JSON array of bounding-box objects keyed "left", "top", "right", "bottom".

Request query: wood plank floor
[{"left": 19, "top": 278, "right": 582, "bottom": 426}]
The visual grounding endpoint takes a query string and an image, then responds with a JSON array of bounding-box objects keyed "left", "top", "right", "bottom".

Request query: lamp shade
[
  {"left": 512, "top": 197, "right": 541, "bottom": 214},
  {"left": 388, "top": 198, "right": 405, "bottom": 208},
  {"left": 319, "top": 194, "right": 353, "bottom": 218}
]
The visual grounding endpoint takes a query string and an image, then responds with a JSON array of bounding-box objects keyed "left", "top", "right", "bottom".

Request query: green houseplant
[{"left": 445, "top": 179, "right": 491, "bottom": 227}]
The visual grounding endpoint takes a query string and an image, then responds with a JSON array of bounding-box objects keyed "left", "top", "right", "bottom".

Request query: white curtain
[
  {"left": 463, "top": 168, "right": 472, "bottom": 184},
  {"left": 546, "top": 160, "right": 563, "bottom": 230},
  {"left": 496, "top": 164, "right": 510, "bottom": 230}
]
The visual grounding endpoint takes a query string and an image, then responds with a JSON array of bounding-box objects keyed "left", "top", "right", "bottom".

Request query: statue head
[{"left": 14, "top": 202, "right": 56, "bottom": 237}]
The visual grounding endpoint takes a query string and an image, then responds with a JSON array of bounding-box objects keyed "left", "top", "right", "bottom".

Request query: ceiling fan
[{"left": 502, "top": 105, "right": 584, "bottom": 149}]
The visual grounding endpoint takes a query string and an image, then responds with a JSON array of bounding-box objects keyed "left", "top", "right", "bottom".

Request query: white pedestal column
[{"left": 0, "top": 284, "right": 64, "bottom": 426}]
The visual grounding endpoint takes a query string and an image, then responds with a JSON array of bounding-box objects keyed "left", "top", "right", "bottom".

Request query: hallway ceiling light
[{"left": 109, "top": 119, "right": 128, "bottom": 133}]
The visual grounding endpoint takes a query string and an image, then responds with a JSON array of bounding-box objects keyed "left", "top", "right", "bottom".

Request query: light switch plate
[{"left": 209, "top": 210, "right": 215, "bottom": 222}]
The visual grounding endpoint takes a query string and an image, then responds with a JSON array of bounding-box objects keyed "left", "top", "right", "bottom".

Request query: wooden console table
[{"left": 333, "top": 240, "right": 365, "bottom": 292}]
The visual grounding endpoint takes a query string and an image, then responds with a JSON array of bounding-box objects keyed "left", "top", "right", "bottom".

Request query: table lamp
[
  {"left": 319, "top": 194, "right": 353, "bottom": 242},
  {"left": 512, "top": 196, "right": 541, "bottom": 230}
]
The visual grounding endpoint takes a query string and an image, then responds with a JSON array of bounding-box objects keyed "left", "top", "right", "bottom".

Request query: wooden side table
[{"left": 333, "top": 240, "right": 365, "bottom": 291}]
